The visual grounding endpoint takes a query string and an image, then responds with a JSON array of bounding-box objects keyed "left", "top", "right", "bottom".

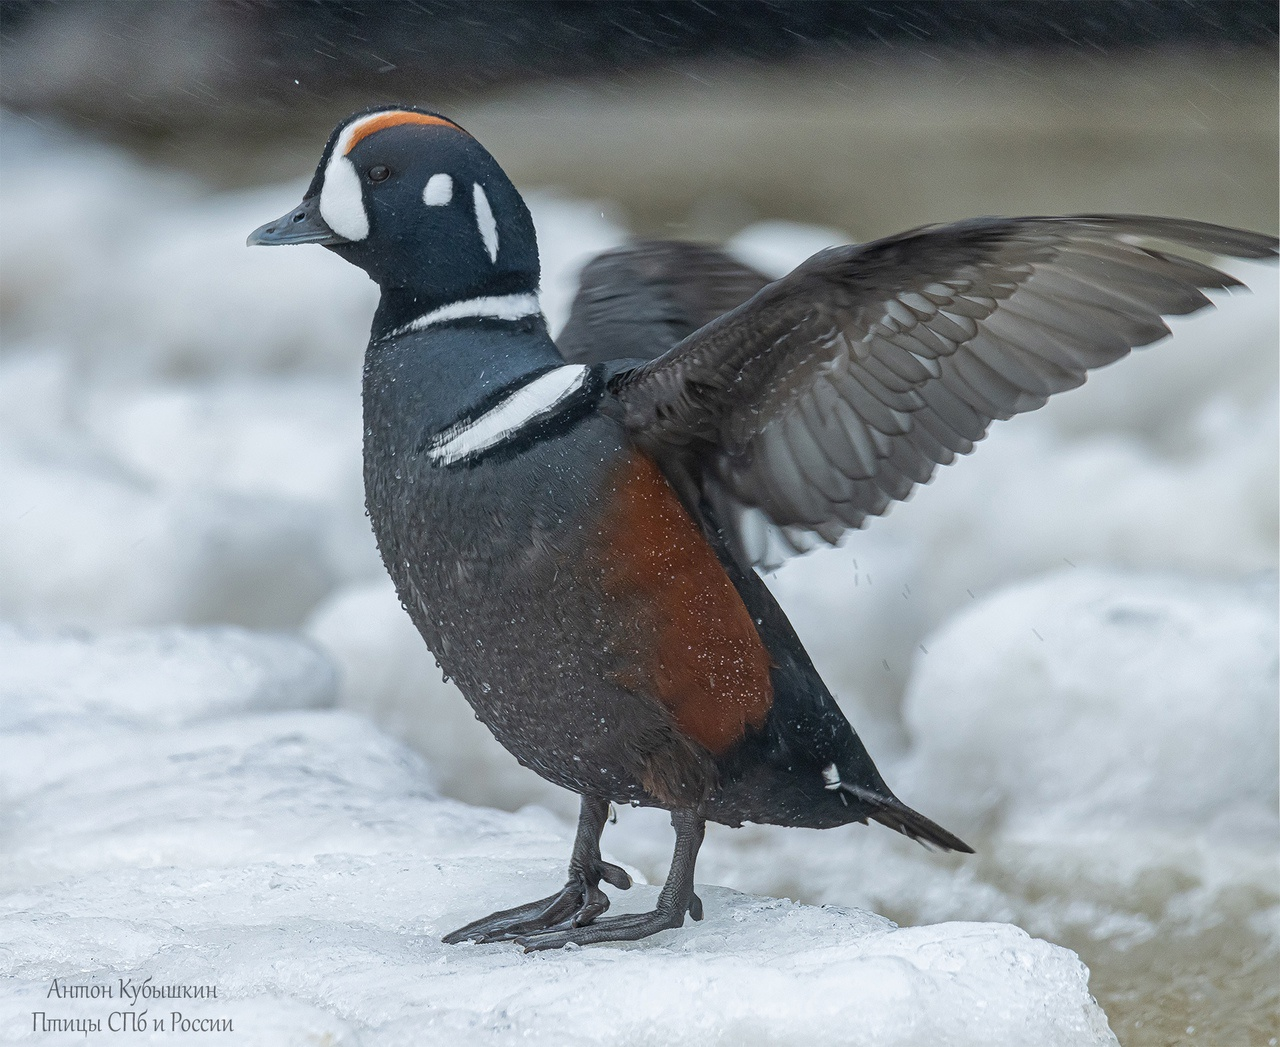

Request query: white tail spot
[{"left": 822, "top": 763, "right": 842, "bottom": 790}]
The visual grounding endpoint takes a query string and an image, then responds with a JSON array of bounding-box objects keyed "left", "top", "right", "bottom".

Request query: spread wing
[
  {"left": 608, "top": 215, "right": 1278, "bottom": 569},
  {"left": 556, "top": 240, "right": 771, "bottom": 366}
]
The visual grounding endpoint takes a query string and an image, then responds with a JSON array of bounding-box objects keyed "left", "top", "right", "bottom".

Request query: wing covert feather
[
  {"left": 557, "top": 240, "right": 772, "bottom": 366},
  {"left": 608, "top": 215, "right": 1278, "bottom": 568}
]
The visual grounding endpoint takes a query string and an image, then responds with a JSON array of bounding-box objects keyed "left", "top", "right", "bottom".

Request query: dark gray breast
[{"left": 360, "top": 322, "right": 707, "bottom": 803}]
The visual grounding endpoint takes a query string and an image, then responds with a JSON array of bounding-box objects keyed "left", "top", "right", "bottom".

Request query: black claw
[
  {"left": 445, "top": 888, "right": 619, "bottom": 943},
  {"left": 688, "top": 892, "right": 703, "bottom": 921},
  {"left": 599, "top": 861, "right": 632, "bottom": 890},
  {"left": 571, "top": 908, "right": 605, "bottom": 928},
  {"left": 571, "top": 883, "right": 611, "bottom": 927},
  {"left": 442, "top": 895, "right": 559, "bottom": 944},
  {"left": 442, "top": 877, "right": 608, "bottom": 944}
]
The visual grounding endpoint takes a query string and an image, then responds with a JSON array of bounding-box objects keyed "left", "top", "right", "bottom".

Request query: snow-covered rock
[
  {"left": 296, "top": 567, "right": 1278, "bottom": 1043},
  {"left": 727, "top": 219, "right": 849, "bottom": 277},
  {"left": 0, "top": 438, "right": 339, "bottom": 629},
  {"left": 900, "top": 569, "right": 1279, "bottom": 836},
  {"left": 0, "top": 625, "right": 336, "bottom": 729},
  {"left": 0, "top": 626, "right": 1117, "bottom": 1046},
  {"left": 0, "top": 626, "right": 336, "bottom": 812}
]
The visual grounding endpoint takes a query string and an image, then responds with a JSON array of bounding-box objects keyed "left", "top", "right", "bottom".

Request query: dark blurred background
[
  {"left": 3, "top": 1, "right": 1277, "bottom": 129},
  {"left": 3, "top": 0, "right": 1277, "bottom": 238}
]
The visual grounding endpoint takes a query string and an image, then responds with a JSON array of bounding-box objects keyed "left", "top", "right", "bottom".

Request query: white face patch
[
  {"left": 319, "top": 154, "right": 369, "bottom": 241},
  {"left": 423, "top": 173, "right": 453, "bottom": 206},
  {"left": 472, "top": 183, "right": 499, "bottom": 263},
  {"left": 427, "top": 365, "right": 589, "bottom": 466},
  {"left": 317, "top": 112, "right": 397, "bottom": 242}
]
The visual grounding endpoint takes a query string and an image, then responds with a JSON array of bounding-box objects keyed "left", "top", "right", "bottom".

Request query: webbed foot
[
  {"left": 442, "top": 860, "right": 631, "bottom": 944},
  {"left": 515, "top": 888, "right": 702, "bottom": 951}
]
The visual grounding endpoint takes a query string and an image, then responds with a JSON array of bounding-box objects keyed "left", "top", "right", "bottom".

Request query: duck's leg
[
  {"left": 514, "top": 808, "right": 705, "bottom": 952},
  {"left": 442, "top": 794, "right": 631, "bottom": 944}
]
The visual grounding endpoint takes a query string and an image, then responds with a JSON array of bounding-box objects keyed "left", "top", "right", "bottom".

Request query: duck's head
[{"left": 249, "top": 106, "right": 540, "bottom": 331}]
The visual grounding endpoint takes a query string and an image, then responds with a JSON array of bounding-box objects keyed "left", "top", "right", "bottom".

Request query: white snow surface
[
  {"left": 901, "top": 569, "right": 1279, "bottom": 836},
  {"left": 1, "top": 116, "right": 1277, "bottom": 1041},
  {"left": 0, "top": 627, "right": 1116, "bottom": 1046}
]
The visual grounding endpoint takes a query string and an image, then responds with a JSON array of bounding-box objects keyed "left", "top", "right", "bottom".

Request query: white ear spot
[
  {"left": 423, "top": 173, "right": 453, "bottom": 206},
  {"left": 472, "top": 183, "right": 499, "bottom": 263},
  {"left": 319, "top": 154, "right": 369, "bottom": 241}
]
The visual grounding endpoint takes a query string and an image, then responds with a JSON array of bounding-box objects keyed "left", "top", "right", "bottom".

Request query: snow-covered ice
[
  {"left": 1, "top": 114, "right": 1276, "bottom": 1043},
  {"left": 0, "top": 627, "right": 1117, "bottom": 1046},
  {"left": 902, "top": 569, "right": 1279, "bottom": 835}
]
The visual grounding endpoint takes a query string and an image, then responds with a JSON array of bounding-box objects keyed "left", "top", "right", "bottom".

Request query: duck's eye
[{"left": 367, "top": 165, "right": 391, "bottom": 183}]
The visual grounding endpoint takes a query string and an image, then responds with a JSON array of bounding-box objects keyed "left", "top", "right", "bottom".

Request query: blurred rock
[{"left": 902, "top": 569, "right": 1279, "bottom": 835}]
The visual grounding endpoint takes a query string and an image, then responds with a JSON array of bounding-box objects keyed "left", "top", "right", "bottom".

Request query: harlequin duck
[{"left": 250, "top": 105, "right": 1278, "bottom": 950}]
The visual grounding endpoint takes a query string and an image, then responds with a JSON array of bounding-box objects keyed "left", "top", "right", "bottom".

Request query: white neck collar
[{"left": 392, "top": 292, "right": 542, "bottom": 337}]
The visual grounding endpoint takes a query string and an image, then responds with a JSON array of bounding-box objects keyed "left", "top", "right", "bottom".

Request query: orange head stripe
[{"left": 344, "top": 112, "right": 467, "bottom": 154}]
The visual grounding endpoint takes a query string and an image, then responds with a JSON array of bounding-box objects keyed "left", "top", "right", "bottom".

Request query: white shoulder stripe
[
  {"left": 427, "top": 365, "right": 591, "bottom": 465},
  {"left": 394, "top": 292, "right": 542, "bottom": 336}
]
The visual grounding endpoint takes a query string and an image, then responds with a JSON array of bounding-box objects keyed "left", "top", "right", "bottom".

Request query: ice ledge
[{"left": 0, "top": 626, "right": 1117, "bottom": 1046}]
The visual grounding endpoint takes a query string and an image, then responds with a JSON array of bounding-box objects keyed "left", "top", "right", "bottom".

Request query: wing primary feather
[
  {"left": 929, "top": 310, "right": 980, "bottom": 342},
  {"left": 939, "top": 355, "right": 1016, "bottom": 419},
  {"left": 803, "top": 384, "right": 879, "bottom": 480},
  {"left": 1031, "top": 261, "right": 1209, "bottom": 318},
  {"left": 1064, "top": 214, "right": 1279, "bottom": 258},
  {"left": 784, "top": 409, "right": 857, "bottom": 502},
  {"left": 967, "top": 329, "right": 1082, "bottom": 395},
  {"left": 940, "top": 293, "right": 999, "bottom": 318},
  {"left": 605, "top": 214, "right": 1276, "bottom": 569},
  {"left": 994, "top": 298, "right": 1143, "bottom": 368}
]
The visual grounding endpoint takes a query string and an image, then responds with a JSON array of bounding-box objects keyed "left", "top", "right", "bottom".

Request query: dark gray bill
[{"left": 247, "top": 197, "right": 347, "bottom": 246}]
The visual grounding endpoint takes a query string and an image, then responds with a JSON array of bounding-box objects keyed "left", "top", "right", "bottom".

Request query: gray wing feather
[
  {"left": 609, "top": 215, "right": 1277, "bottom": 569},
  {"left": 556, "top": 240, "right": 772, "bottom": 366}
]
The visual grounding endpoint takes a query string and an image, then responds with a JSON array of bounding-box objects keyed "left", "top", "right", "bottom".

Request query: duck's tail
[{"left": 838, "top": 782, "right": 974, "bottom": 853}]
